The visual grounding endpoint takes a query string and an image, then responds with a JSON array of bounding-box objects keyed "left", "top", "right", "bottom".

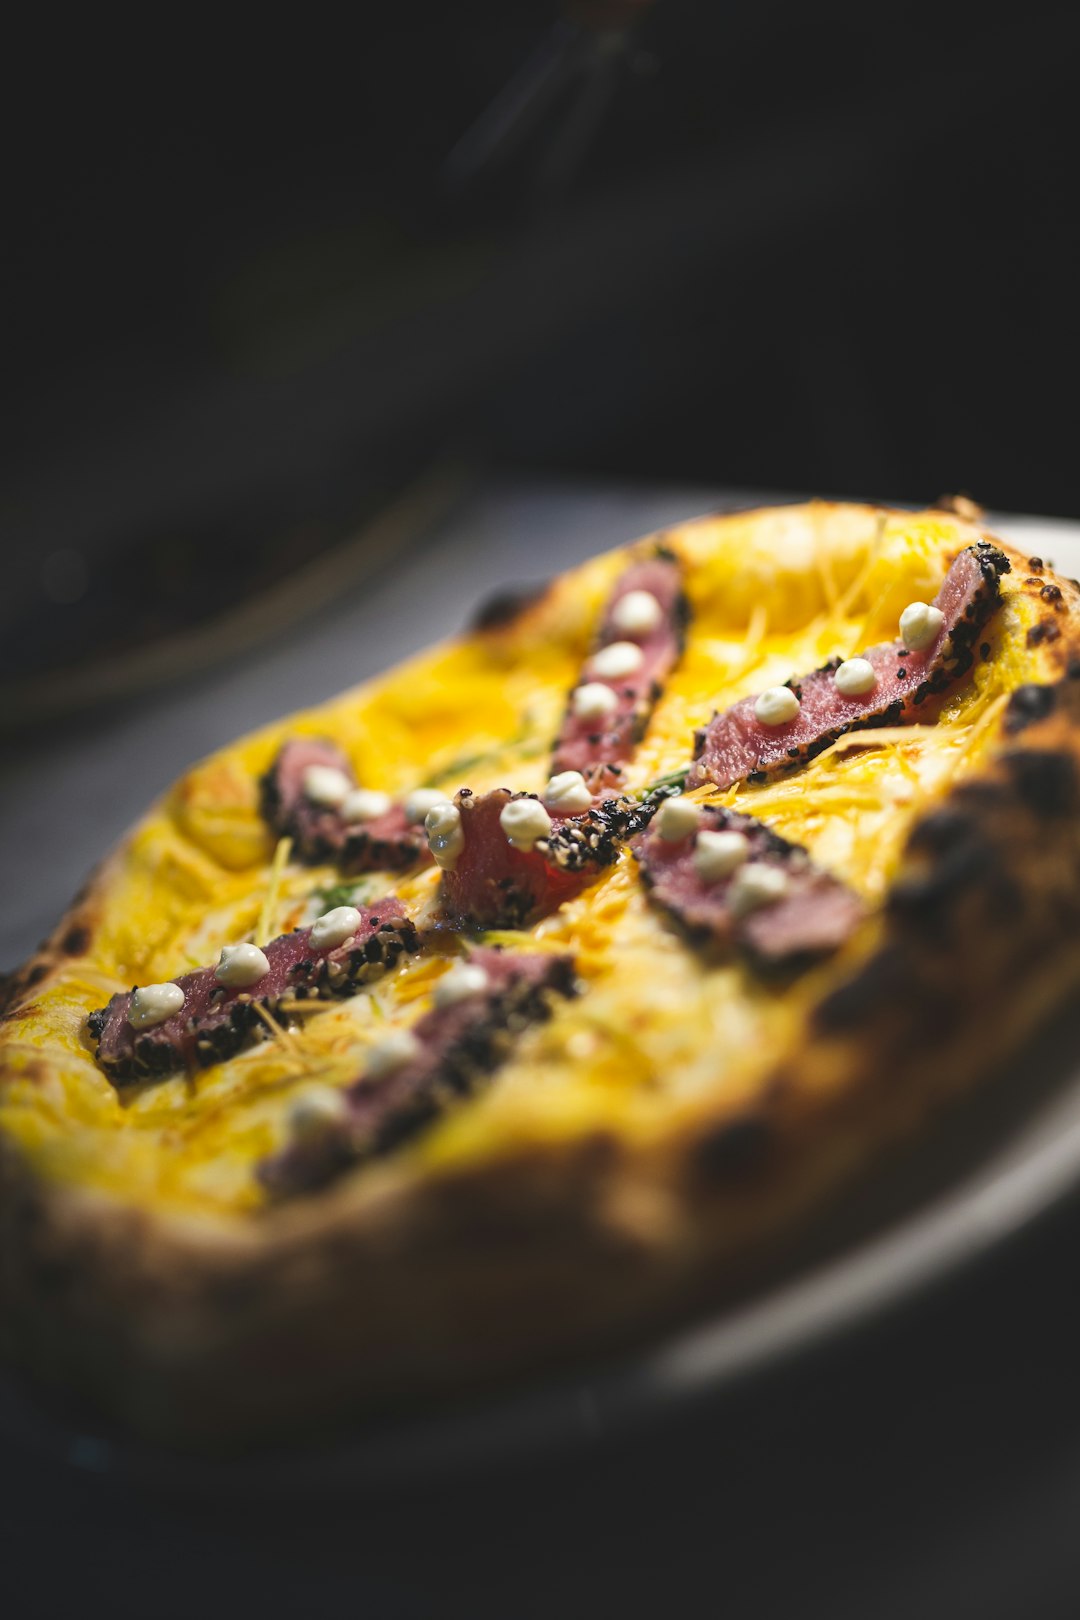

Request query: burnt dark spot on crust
[
  {"left": 0, "top": 1001, "right": 41, "bottom": 1025},
  {"left": 1028, "top": 621, "right": 1061, "bottom": 647},
  {"left": 813, "top": 944, "right": 918, "bottom": 1034},
  {"left": 61, "top": 925, "right": 91, "bottom": 956},
  {"left": 1005, "top": 684, "right": 1058, "bottom": 734},
  {"left": 1002, "top": 749, "right": 1079, "bottom": 817},
  {"left": 1040, "top": 583, "right": 1064, "bottom": 606},
  {"left": 695, "top": 1113, "right": 771, "bottom": 1180},
  {"left": 1028, "top": 557, "right": 1045, "bottom": 573},
  {"left": 888, "top": 841, "right": 999, "bottom": 927},
  {"left": 817, "top": 667, "right": 1080, "bottom": 1058},
  {"left": 906, "top": 807, "right": 977, "bottom": 856},
  {"left": 469, "top": 579, "right": 550, "bottom": 633},
  {"left": 26, "top": 963, "right": 48, "bottom": 986}
]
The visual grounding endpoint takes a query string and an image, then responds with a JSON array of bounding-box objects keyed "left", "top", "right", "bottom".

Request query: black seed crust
[
  {"left": 91, "top": 918, "right": 419, "bottom": 1086},
  {"left": 261, "top": 955, "right": 578, "bottom": 1199}
]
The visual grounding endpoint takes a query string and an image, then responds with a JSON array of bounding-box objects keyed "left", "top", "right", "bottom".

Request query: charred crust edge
[
  {"left": 469, "top": 579, "right": 551, "bottom": 634},
  {"left": 815, "top": 664, "right": 1080, "bottom": 1040}
]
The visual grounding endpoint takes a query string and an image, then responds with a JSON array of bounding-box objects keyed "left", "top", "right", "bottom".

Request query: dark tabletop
[{"left": 4, "top": 482, "right": 1080, "bottom": 1620}]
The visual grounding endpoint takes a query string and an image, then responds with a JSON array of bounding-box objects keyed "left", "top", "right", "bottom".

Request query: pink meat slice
[
  {"left": 551, "top": 554, "right": 688, "bottom": 789},
  {"left": 435, "top": 788, "right": 653, "bottom": 932},
  {"left": 87, "top": 897, "right": 417, "bottom": 1083},
  {"left": 260, "top": 737, "right": 430, "bottom": 873},
  {"left": 689, "top": 542, "right": 1010, "bottom": 791},
  {"left": 633, "top": 803, "right": 863, "bottom": 967},
  {"left": 258, "top": 947, "right": 577, "bottom": 1197}
]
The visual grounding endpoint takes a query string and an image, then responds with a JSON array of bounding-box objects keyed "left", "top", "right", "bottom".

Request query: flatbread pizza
[{"left": 3, "top": 499, "right": 1079, "bottom": 1445}]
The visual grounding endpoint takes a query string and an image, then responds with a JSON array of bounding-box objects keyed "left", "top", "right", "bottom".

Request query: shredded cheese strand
[{"left": 256, "top": 837, "right": 292, "bottom": 947}]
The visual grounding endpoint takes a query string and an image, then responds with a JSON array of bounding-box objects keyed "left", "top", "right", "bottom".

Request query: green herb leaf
[{"left": 631, "top": 766, "right": 689, "bottom": 802}]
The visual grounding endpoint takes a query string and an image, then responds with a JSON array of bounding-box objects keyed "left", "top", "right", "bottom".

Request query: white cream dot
[
  {"left": 610, "top": 589, "right": 663, "bottom": 637},
  {"left": 572, "top": 682, "right": 620, "bottom": 721},
  {"left": 403, "top": 788, "right": 450, "bottom": 825},
  {"left": 544, "top": 770, "right": 593, "bottom": 813},
  {"left": 728, "top": 862, "right": 790, "bottom": 916},
  {"left": 899, "top": 600, "right": 945, "bottom": 652},
  {"left": 310, "top": 905, "right": 363, "bottom": 951},
  {"left": 834, "top": 657, "right": 877, "bottom": 697},
  {"left": 655, "top": 796, "right": 702, "bottom": 842},
  {"left": 693, "top": 829, "right": 750, "bottom": 883},
  {"left": 129, "top": 982, "right": 186, "bottom": 1030},
  {"left": 433, "top": 961, "right": 490, "bottom": 1008},
  {"left": 215, "top": 943, "right": 271, "bottom": 988},
  {"left": 753, "top": 686, "right": 801, "bottom": 726},
  {"left": 288, "top": 1085, "right": 348, "bottom": 1139},
  {"left": 499, "top": 797, "right": 552, "bottom": 851},
  {"left": 425, "top": 802, "right": 465, "bottom": 870},
  {"left": 341, "top": 788, "right": 392, "bottom": 823},
  {"left": 590, "top": 640, "right": 645, "bottom": 680},
  {"left": 301, "top": 764, "right": 352, "bottom": 808},
  {"left": 365, "top": 1028, "right": 422, "bottom": 1078}
]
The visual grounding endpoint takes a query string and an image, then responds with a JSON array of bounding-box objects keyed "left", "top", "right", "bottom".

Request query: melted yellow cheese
[{"left": 0, "top": 504, "right": 1046, "bottom": 1215}]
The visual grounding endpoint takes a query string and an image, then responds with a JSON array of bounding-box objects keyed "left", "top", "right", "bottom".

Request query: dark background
[
  {"left": 4, "top": 4, "right": 1080, "bottom": 1615},
  {"left": 4, "top": 0, "right": 1080, "bottom": 710}
]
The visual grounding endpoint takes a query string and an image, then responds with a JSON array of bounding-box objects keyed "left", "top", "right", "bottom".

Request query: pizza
[{"left": 2, "top": 498, "right": 1080, "bottom": 1446}]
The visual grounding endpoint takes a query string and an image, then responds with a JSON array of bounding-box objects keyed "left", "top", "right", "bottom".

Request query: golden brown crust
[{"left": 4, "top": 505, "right": 1080, "bottom": 1446}]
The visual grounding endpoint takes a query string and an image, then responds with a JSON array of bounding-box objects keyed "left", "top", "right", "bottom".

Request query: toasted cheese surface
[{"left": 0, "top": 504, "right": 1047, "bottom": 1217}]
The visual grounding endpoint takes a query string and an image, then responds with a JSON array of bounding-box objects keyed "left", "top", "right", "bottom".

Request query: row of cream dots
[
  {"left": 425, "top": 766, "right": 599, "bottom": 872},
  {"left": 753, "top": 600, "right": 945, "bottom": 727},
  {"left": 653, "top": 796, "right": 790, "bottom": 913},
  {"left": 570, "top": 587, "right": 664, "bottom": 719},
  {"left": 285, "top": 954, "right": 494, "bottom": 1141},
  {"left": 129, "top": 908, "right": 492, "bottom": 1065}
]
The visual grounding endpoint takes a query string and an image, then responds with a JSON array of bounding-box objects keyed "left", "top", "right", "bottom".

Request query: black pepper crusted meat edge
[
  {"left": 435, "top": 787, "right": 659, "bottom": 932},
  {"left": 86, "top": 911, "right": 419, "bottom": 1085},
  {"left": 259, "top": 951, "right": 579, "bottom": 1200},
  {"left": 550, "top": 550, "right": 690, "bottom": 789},
  {"left": 633, "top": 804, "right": 864, "bottom": 971},
  {"left": 689, "top": 541, "right": 1012, "bottom": 790},
  {"left": 259, "top": 738, "right": 428, "bottom": 873}
]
